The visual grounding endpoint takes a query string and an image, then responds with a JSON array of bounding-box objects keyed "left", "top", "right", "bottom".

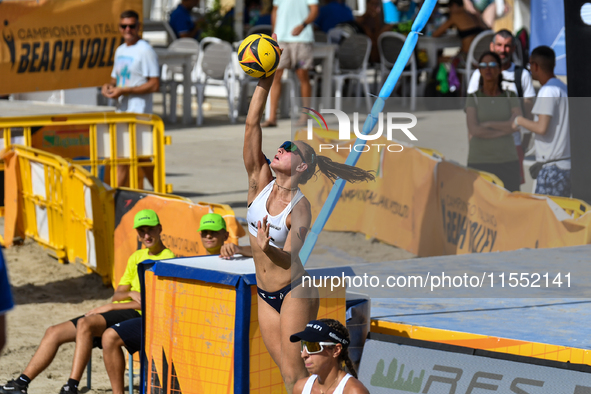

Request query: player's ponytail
[
  {"left": 318, "top": 319, "right": 358, "bottom": 379},
  {"left": 297, "top": 142, "right": 375, "bottom": 185}
]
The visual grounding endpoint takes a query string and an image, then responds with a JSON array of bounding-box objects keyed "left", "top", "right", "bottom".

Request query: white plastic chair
[
  {"left": 159, "top": 38, "right": 199, "bottom": 122},
  {"left": 332, "top": 34, "right": 372, "bottom": 112},
  {"left": 247, "top": 24, "right": 273, "bottom": 37},
  {"left": 378, "top": 32, "right": 427, "bottom": 111},
  {"left": 456, "top": 30, "right": 494, "bottom": 92},
  {"left": 195, "top": 37, "right": 237, "bottom": 126}
]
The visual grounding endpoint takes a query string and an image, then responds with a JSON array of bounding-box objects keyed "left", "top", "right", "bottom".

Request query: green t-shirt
[
  {"left": 116, "top": 247, "right": 175, "bottom": 311},
  {"left": 466, "top": 90, "right": 520, "bottom": 164}
]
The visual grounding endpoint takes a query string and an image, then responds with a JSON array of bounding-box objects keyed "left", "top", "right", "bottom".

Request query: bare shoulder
[
  {"left": 344, "top": 377, "right": 370, "bottom": 394},
  {"left": 293, "top": 195, "right": 311, "bottom": 215},
  {"left": 292, "top": 376, "right": 308, "bottom": 394}
]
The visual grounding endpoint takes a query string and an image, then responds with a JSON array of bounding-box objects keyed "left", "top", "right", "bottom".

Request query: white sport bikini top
[
  {"left": 302, "top": 373, "right": 353, "bottom": 394},
  {"left": 246, "top": 180, "right": 305, "bottom": 249}
]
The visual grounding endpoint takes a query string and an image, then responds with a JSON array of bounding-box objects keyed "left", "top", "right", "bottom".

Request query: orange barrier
[
  {"left": 296, "top": 129, "right": 591, "bottom": 257},
  {"left": 113, "top": 189, "right": 246, "bottom": 288}
]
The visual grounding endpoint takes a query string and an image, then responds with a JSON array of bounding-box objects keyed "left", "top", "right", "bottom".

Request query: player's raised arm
[{"left": 243, "top": 75, "right": 274, "bottom": 180}]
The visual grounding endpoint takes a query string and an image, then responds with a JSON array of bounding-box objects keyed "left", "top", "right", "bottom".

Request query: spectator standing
[
  {"left": 101, "top": 213, "right": 250, "bottom": 394},
  {"left": 466, "top": 51, "right": 522, "bottom": 192},
  {"left": 315, "top": 0, "right": 354, "bottom": 33},
  {"left": 101, "top": 10, "right": 160, "bottom": 114},
  {"left": 262, "top": 0, "right": 319, "bottom": 127},
  {"left": 169, "top": 0, "right": 203, "bottom": 39},
  {"left": 513, "top": 46, "right": 570, "bottom": 197},
  {"left": 101, "top": 10, "right": 160, "bottom": 188},
  {"left": 0, "top": 210, "right": 174, "bottom": 394},
  {"left": 468, "top": 29, "right": 536, "bottom": 185},
  {"left": 0, "top": 250, "right": 14, "bottom": 354}
]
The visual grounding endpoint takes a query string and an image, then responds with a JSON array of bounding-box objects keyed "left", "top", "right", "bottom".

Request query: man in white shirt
[
  {"left": 513, "top": 46, "right": 570, "bottom": 197},
  {"left": 262, "top": 0, "right": 319, "bottom": 127},
  {"left": 101, "top": 10, "right": 160, "bottom": 187},
  {"left": 101, "top": 10, "right": 160, "bottom": 114},
  {"left": 467, "top": 29, "right": 535, "bottom": 185}
]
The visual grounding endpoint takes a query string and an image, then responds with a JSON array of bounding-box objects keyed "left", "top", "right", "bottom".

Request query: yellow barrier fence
[
  {"left": 3, "top": 145, "right": 113, "bottom": 281},
  {"left": 0, "top": 112, "right": 172, "bottom": 209}
]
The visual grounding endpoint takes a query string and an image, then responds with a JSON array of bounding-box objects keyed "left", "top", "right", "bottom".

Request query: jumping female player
[
  {"left": 244, "top": 38, "right": 375, "bottom": 393},
  {"left": 290, "top": 319, "right": 370, "bottom": 394}
]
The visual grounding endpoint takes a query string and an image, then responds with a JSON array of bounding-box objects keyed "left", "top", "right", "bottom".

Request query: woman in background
[{"left": 466, "top": 51, "right": 522, "bottom": 191}]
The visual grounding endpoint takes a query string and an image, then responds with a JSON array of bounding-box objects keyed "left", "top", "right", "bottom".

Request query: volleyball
[{"left": 237, "top": 34, "right": 281, "bottom": 78}]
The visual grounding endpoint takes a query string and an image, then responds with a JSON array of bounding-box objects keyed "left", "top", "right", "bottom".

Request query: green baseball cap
[
  {"left": 198, "top": 213, "right": 227, "bottom": 232},
  {"left": 133, "top": 209, "right": 160, "bottom": 228}
]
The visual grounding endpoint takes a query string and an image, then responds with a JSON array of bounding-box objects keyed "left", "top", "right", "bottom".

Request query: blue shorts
[
  {"left": 111, "top": 317, "right": 142, "bottom": 354},
  {"left": 535, "top": 164, "right": 571, "bottom": 197}
]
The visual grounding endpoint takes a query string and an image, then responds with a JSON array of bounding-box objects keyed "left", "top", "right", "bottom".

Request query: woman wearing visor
[
  {"left": 290, "top": 319, "right": 369, "bottom": 394},
  {"left": 243, "top": 35, "right": 375, "bottom": 393}
]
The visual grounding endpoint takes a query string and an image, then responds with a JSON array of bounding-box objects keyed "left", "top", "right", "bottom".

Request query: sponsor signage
[
  {"left": 359, "top": 334, "right": 591, "bottom": 393},
  {"left": 0, "top": 0, "right": 142, "bottom": 95}
]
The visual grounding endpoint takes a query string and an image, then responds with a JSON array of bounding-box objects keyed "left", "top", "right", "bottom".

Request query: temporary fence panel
[
  {"left": 3, "top": 145, "right": 113, "bottom": 282},
  {"left": 0, "top": 112, "right": 172, "bottom": 214}
]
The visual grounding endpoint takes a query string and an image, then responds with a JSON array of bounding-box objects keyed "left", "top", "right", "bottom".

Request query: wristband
[
  {"left": 514, "top": 116, "right": 520, "bottom": 126},
  {"left": 302, "top": 22, "right": 308, "bottom": 28}
]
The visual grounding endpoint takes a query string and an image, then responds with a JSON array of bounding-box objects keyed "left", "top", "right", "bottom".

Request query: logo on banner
[
  {"left": 2, "top": 21, "right": 16, "bottom": 68},
  {"left": 302, "top": 107, "right": 418, "bottom": 153}
]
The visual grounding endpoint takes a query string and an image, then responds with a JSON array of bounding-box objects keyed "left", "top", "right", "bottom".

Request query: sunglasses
[
  {"left": 120, "top": 24, "right": 137, "bottom": 30},
  {"left": 279, "top": 141, "right": 306, "bottom": 163},
  {"left": 300, "top": 341, "right": 337, "bottom": 354},
  {"left": 478, "top": 62, "right": 498, "bottom": 69}
]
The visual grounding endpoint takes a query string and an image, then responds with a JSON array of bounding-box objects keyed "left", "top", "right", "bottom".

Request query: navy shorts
[
  {"left": 70, "top": 309, "right": 141, "bottom": 349},
  {"left": 111, "top": 317, "right": 142, "bottom": 354}
]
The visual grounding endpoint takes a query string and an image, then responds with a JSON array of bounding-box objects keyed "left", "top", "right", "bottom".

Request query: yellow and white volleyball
[{"left": 237, "top": 34, "right": 281, "bottom": 78}]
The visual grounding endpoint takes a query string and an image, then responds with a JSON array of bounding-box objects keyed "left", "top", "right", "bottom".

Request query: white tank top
[
  {"left": 246, "top": 180, "right": 305, "bottom": 249},
  {"left": 302, "top": 373, "right": 353, "bottom": 394}
]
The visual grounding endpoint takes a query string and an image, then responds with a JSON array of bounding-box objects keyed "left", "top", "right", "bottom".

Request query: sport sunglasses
[
  {"left": 300, "top": 341, "right": 337, "bottom": 354},
  {"left": 279, "top": 141, "right": 306, "bottom": 164},
  {"left": 120, "top": 23, "right": 138, "bottom": 30},
  {"left": 478, "top": 61, "right": 499, "bottom": 69}
]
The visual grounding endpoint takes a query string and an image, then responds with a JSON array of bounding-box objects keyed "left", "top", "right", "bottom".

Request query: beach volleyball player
[
  {"left": 243, "top": 34, "right": 375, "bottom": 393},
  {"left": 291, "top": 319, "right": 370, "bottom": 394}
]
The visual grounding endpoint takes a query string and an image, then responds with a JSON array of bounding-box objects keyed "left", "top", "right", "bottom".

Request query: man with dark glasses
[
  {"left": 101, "top": 10, "right": 160, "bottom": 188},
  {"left": 101, "top": 10, "right": 160, "bottom": 114}
]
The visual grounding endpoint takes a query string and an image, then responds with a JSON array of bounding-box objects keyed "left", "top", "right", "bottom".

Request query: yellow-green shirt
[
  {"left": 466, "top": 90, "right": 520, "bottom": 164},
  {"left": 115, "top": 248, "right": 175, "bottom": 311}
]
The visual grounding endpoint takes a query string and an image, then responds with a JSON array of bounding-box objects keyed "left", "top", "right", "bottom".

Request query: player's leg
[
  {"left": 257, "top": 294, "right": 283, "bottom": 366},
  {"left": 278, "top": 290, "right": 319, "bottom": 394}
]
